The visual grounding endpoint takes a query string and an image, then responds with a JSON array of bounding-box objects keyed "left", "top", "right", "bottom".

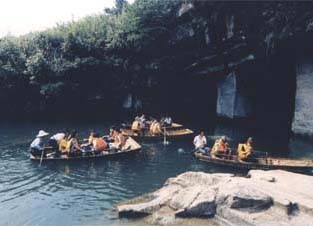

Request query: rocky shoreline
[{"left": 116, "top": 170, "right": 313, "bottom": 226}]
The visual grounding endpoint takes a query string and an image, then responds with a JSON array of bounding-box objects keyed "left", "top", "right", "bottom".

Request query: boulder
[
  {"left": 227, "top": 186, "right": 273, "bottom": 211},
  {"left": 117, "top": 170, "right": 313, "bottom": 225},
  {"left": 175, "top": 188, "right": 216, "bottom": 218}
]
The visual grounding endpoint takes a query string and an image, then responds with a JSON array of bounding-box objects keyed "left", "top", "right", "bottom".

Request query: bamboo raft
[
  {"left": 30, "top": 137, "right": 141, "bottom": 161},
  {"left": 194, "top": 151, "right": 313, "bottom": 173}
]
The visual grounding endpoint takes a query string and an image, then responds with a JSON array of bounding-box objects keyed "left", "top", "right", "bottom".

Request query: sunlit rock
[
  {"left": 292, "top": 58, "right": 313, "bottom": 136},
  {"left": 117, "top": 170, "right": 313, "bottom": 226}
]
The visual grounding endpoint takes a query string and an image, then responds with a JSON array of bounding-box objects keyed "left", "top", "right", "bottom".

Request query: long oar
[
  {"left": 39, "top": 150, "right": 44, "bottom": 166},
  {"left": 163, "top": 127, "right": 169, "bottom": 145}
]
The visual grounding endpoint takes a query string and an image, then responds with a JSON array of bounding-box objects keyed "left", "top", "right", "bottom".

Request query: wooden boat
[
  {"left": 121, "top": 128, "right": 194, "bottom": 141},
  {"left": 30, "top": 137, "right": 141, "bottom": 161},
  {"left": 122, "top": 122, "right": 184, "bottom": 130},
  {"left": 194, "top": 151, "right": 313, "bottom": 173}
]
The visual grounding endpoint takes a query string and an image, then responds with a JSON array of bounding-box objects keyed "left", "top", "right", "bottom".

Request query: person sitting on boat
[
  {"left": 48, "top": 129, "right": 69, "bottom": 151},
  {"left": 59, "top": 138, "right": 68, "bottom": 155},
  {"left": 81, "top": 130, "right": 96, "bottom": 151},
  {"left": 150, "top": 120, "right": 162, "bottom": 136},
  {"left": 109, "top": 128, "right": 127, "bottom": 150},
  {"left": 92, "top": 133, "right": 108, "bottom": 153},
  {"left": 211, "top": 136, "right": 231, "bottom": 159},
  {"left": 139, "top": 114, "right": 147, "bottom": 128},
  {"left": 162, "top": 115, "right": 173, "bottom": 127},
  {"left": 150, "top": 120, "right": 156, "bottom": 134},
  {"left": 131, "top": 117, "right": 141, "bottom": 135},
  {"left": 107, "top": 126, "right": 116, "bottom": 142},
  {"left": 30, "top": 130, "right": 49, "bottom": 157},
  {"left": 193, "top": 131, "right": 210, "bottom": 154},
  {"left": 66, "top": 130, "right": 82, "bottom": 156},
  {"left": 88, "top": 130, "right": 95, "bottom": 145},
  {"left": 237, "top": 137, "right": 254, "bottom": 162},
  {"left": 109, "top": 128, "right": 121, "bottom": 149}
]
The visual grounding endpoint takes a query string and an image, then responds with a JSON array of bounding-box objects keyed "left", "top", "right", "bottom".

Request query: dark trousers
[
  {"left": 30, "top": 148, "right": 44, "bottom": 157},
  {"left": 48, "top": 139, "right": 58, "bottom": 150}
]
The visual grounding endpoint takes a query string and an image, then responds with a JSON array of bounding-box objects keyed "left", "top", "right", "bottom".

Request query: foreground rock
[{"left": 117, "top": 170, "right": 313, "bottom": 226}]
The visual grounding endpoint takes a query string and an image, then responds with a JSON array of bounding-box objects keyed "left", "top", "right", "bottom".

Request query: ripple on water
[{"left": 2, "top": 122, "right": 303, "bottom": 226}]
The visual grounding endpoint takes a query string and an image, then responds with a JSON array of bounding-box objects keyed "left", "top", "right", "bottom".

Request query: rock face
[
  {"left": 117, "top": 170, "right": 313, "bottom": 226},
  {"left": 216, "top": 72, "right": 252, "bottom": 119},
  {"left": 292, "top": 58, "right": 313, "bottom": 136}
]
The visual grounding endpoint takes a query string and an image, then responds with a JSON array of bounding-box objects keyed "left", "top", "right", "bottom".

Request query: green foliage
[{"left": 1, "top": 0, "right": 313, "bottom": 119}]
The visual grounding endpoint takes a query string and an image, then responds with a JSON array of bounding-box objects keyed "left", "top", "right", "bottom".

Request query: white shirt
[
  {"left": 164, "top": 117, "right": 172, "bottom": 124},
  {"left": 193, "top": 135, "right": 207, "bottom": 149},
  {"left": 50, "top": 133, "right": 65, "bottom": 142},
  {"left": 30, "top": 137, "right": 44, "bottom": 150}
]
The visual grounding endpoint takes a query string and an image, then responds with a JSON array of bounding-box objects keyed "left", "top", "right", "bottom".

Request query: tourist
[
  {"left": 150, "top": 120, "right": 162, "bottom": 135},
  {"left": 107, "top": 126, "right": 117, "bottom": 143},
  {"left": 160, "top": 115, "right": 172, "bottom": 127},
  {"left": 211, "top": 136, "right": 231, "bottom": 158},
  {"left": 109, "top": 128, "right": 127, "bottom": 150},
  {"left": 66, "top": 130, "right": 82, "bottom": 156},
  {"left": 237, "top": 137, "right": 254, "bottom": 161},
  {"left": 109, "top": 128, "right": 121, "bottom": 149},
  {"left": 164, "top": 115, "right": 173, "bottom": 126},
  {"left": 92, "top": 133, "right": 108, "bottom": 153},
  {"left": 88, "top": 130, "right": 95, "bottom": 145},
  {"left": 193, "top": 131, "right": 210, "bottom": 154},
  {"left": 150, "top": 120, "right": 157, "bottom": 135},
  {"left": 30, "top": 130, "right": 49, "bottom": 157},
  {"left": 139, "top": 114, "right": 147, "bottom": 128},
  {"left": 48, "top": 129, "right": 69, "bottom": 151},
  {"left": 131, "top": 117, "right": 141, "bottom": 135},
  {"left": 80, "top": 130, "right": 95, "bottom": 151}
]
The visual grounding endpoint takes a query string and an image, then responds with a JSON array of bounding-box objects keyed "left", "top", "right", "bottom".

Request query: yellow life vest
[
  {"left": 66, "top": 138, "right": 74, "bottom": 152},
  {"left": 59, "top": 139, "right": 68, "bottom": 153},
  {"left": 237, "top": 143, "right": 253, "bottom": 160},
  {"left": 210, "top": 140, "right": 219, "bottom": 157}
]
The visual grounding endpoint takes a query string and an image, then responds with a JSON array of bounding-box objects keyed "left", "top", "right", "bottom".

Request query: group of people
[
  {"left": 193, "top": 131, "right": 254, "bottom": 161},
  {"left": 131, "top": 114, "right": 173, "bottom": 136},
  {"left": 30, "top": 127, "right": 128, "bottom": 158}
]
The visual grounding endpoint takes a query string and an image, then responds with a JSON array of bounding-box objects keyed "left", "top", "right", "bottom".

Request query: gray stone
[
  {"left": 117, "top": 170, "right": 313, "bottom": 225},
  {"left": 216, "top": 72, "right": 252, "bottom": 119},
  {"left": 228, "top": 186, "right": 273, "bottom": 211},
  {"left": 175, "top": 188, "right": 216, "bottom": 218},
  {"left": 292, "top": 58, "right": 313, "bottom": 136},
  {"left": 177, "top": 3, "right": 194, "bottom": 17}
]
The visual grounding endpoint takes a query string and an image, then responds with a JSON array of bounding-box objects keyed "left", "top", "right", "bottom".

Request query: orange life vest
[
  {"left": 93, "top": 138, "right": 107, "bottom": 151},
  {"left": 218, "top": 140, "right": 227, "bottom": 152}
]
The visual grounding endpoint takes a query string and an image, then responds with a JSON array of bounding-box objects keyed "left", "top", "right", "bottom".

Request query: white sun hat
[{"left": 36, "top": 130, "right": 49, "bottom": 138}]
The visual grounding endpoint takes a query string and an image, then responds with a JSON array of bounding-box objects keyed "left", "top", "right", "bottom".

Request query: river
[{"left": 0, "top": 122, "right": 313, "bottom": 226}]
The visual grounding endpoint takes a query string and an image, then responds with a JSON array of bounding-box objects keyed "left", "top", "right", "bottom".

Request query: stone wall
[
  {"left": 292, "top": 58, "right": 313, "bottom": 136},
  {"left": 216, "top": 72, "right": 251, "bottom": 119}
]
